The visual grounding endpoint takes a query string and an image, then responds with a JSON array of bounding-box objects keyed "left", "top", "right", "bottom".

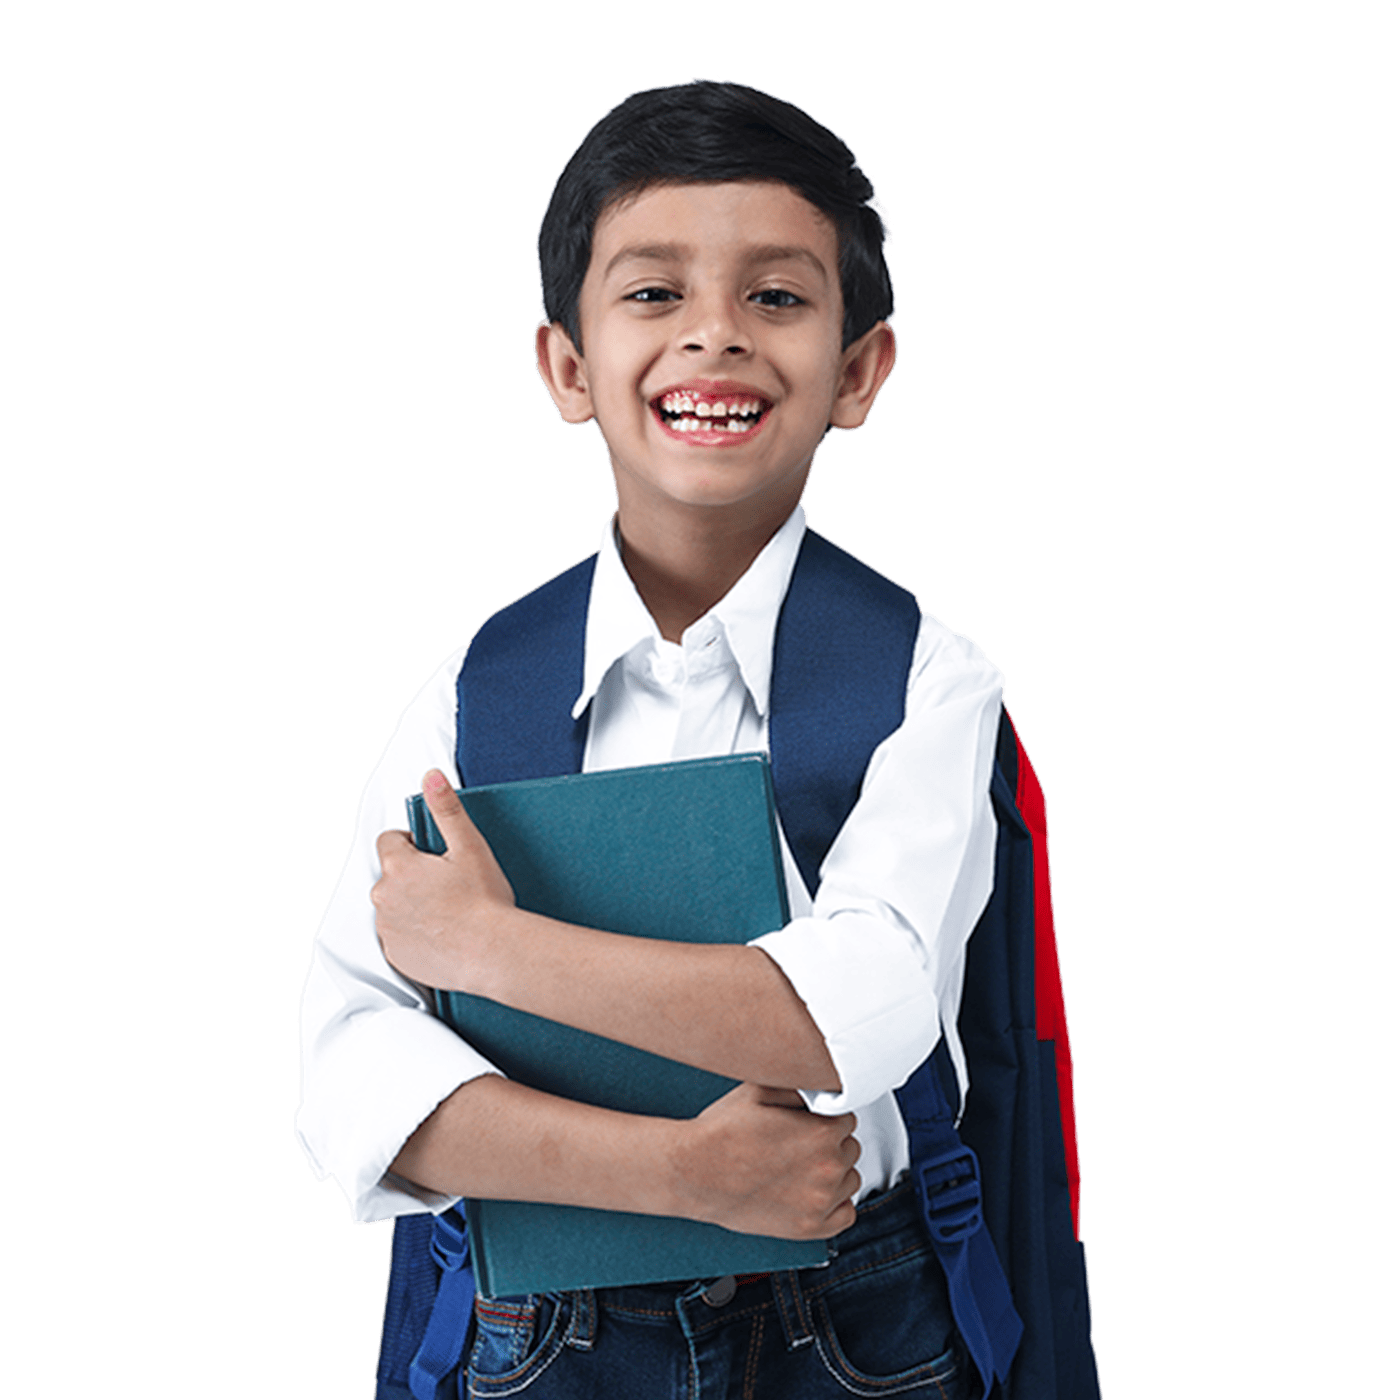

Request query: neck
[{"left": 614, "top": 503, "right": 796, "bottom": 643}]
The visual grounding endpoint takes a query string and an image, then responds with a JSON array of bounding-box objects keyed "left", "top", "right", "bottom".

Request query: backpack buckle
[
  {"left": 428, "top": 1203, "right": 471, "bottom": 1273},
  {"left": 912, "top": 1146, "right": 984, "bottom": 1245}
]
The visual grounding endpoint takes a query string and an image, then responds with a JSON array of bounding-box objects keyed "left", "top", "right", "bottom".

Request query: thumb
[{"left": 421, "top": 769, "right": 473, "bottom": 853}]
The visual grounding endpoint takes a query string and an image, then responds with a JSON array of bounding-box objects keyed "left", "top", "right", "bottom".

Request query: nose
[{"left": 678, "top": 289, "right": 751, "bottom": 358}]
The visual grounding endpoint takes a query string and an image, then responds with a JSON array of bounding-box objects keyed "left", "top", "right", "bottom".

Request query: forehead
[{"left": 588, "top": 181, "right": 839, "bottom": 282}]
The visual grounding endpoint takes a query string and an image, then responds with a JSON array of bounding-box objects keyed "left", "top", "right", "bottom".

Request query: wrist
[
  {"left": 646, "top": 1113, "right": 699, "bottom": 1221},
  {"left": 464, "top": 903, "right": 535, "bottom": 1001}
]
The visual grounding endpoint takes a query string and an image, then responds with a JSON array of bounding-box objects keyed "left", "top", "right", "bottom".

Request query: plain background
[{"left": 3, "top": 3, "right": 1395, "bottom": 1394}]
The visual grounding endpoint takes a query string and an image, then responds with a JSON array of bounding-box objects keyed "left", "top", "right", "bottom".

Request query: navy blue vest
[{"left": 376, "top": 532, "right": 1096, "bottom": 1400}]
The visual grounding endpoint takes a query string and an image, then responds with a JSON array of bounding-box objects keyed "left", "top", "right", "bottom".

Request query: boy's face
[{"left": 537, "top": 181, "right": 894, "bottom": 533}]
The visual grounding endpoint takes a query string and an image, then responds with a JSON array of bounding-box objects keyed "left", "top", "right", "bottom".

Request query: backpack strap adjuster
[
  {"left": 912, "top": 1146, "right": 984, "bottom": 1245},
  {"left": 427, "top": 1204, "right": 470, "bottom": 1273}
]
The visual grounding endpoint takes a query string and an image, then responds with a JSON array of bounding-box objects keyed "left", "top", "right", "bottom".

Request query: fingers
[
  {"left": 707, "top": 1085, "right": 861, "bottom": 1237},
  {"left": 841, "top": 1128, "right": 862, "bottom": 1169},
  {"left": 746, "top": 1086, "right": 858, "bottom": 1145},
  {"left": 375, "top": 827, "right": 416, "bottom": 868},
  {"left": 372, "top": 772, "right": 464, "bottom": 867},
  {"left": 748, "top": 1099, "right": 857, "bottom": 1189},
  {"left": 811, "top": 1156, "right": 862, "bottom": 1237},
  {"left": 822, "top": 1182, "right": 860, "bottom": 1236},
  {"left": 750, "top": 1085, "right": 807, "bottom": 1110},
  {"left": 421, "top": 768, "right": 473, "bottom": 853},
  {"left": 797, "top": 1157, "right": 862, "bottom": 1240}
]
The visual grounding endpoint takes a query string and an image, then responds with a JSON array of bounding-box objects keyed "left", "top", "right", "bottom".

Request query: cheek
[
  {"left": 779, "top": 333, "right": 844, "bottom": 396},
  {"left": 793, "top": 359, "right": 845, "bottom": 427},
  {"left": 586, "top": 337, "right": 656, "bottom": 410}
]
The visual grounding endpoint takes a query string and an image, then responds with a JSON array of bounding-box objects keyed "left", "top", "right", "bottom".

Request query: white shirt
[{"left": 297, "top": 508, "right": 1003, "bottom": 1222}]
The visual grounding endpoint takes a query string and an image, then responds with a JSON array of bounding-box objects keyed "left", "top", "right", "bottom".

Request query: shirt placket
[{"left": 670, "top": 620, "right": 744, "bottom": 761}]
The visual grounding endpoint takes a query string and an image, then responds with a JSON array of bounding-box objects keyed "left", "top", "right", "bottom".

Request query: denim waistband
[{"left": 469, "top": 1180, "right": 965, "bottom": 1395}]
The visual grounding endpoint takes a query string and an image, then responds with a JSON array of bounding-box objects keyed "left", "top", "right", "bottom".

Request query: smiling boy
[{"left": 299, "top": 82, "right": 1068, "bottom": 1400}]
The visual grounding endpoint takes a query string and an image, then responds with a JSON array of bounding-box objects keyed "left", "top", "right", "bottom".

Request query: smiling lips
[{"left": 653, "top": 384, "right": 772, "bottom": 440}]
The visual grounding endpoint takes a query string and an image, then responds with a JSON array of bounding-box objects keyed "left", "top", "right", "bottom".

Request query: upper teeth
[{"left": 659, "top": 393, "right": 764, "bottom": 418}]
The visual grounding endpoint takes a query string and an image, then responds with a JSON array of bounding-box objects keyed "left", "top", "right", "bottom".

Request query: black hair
[{"left": 539, "top": 81, "right": 893, "bottom": 352}]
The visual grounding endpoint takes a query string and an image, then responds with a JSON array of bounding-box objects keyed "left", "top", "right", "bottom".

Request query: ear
[
  {"left": 829, "top": 321, "right": 896, "bottom": 429},
  {"left": 536, "top": 322, "right": 595, "bottom": 424}
]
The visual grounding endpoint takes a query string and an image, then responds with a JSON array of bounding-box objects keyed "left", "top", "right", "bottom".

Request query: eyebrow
[
  {"left": 603, "top": 242, "right": 832, "bottom": 283},
  {"left": 746, "top": 245, "right": 832, "bottom": 283},
  {"left": 603, "top": 244, "right": 687, "bottom": 277}
]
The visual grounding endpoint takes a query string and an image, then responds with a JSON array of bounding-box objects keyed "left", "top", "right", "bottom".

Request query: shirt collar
[{"left": 572, "top": 506, "right": 807, "bottom": 720}]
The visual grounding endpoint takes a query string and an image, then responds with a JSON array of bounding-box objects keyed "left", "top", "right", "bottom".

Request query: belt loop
[
  {"left": 769, "top": 1271, "right": 814, "bottom": 1351},
  {"left": 564, "top": 1289, "right": 596, "bottom": 1351}
]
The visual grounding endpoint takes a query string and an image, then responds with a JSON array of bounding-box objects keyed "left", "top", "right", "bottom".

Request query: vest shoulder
[
  {"left": 804, "top": 533, "right": 1001, "bottom": 684},
  {"left": 467, "top": 555, "right": 598, "bottom": 654},
  {"left": 799, "top": 530, "right": 918, "bottom": 610}
]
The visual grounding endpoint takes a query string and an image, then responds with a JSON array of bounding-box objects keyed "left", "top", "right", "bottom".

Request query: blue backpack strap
[
  {"left": 375, "top": 1209, "right": 467, "bottom": 1394},
  {"left": 455, "top": 554, "right": 597, "bottom": 787},
  {"left": 769, "top": 531, "right": 920, "bottom": 896},
  {"left": 896, "top": 1026, "right": 1024, "bottom": 1398},
  {"left": 772, "top": 534, "right": 1021, "bottom": 1398},
  {"left": 407, "top": 1205, "right": 476, "bottom": 1400}
]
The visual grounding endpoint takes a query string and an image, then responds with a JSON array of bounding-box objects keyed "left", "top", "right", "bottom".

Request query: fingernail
[{"left": 424, "top": 770, "right": 450, "bottom": 795}]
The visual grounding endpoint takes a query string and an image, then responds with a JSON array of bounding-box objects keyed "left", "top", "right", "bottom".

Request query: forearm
[
  {"left": 442, "top": 905, "right": 840, "bottom": 1092},
  {"left": 390, "top": 1074, "right": 860, "bottom": 1240},
  {"left": 391, "top": 1075, "right": 681, "bottom": 1216}
]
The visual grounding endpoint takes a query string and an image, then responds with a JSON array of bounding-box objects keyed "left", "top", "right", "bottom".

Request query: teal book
[{"left": 406, "top": 753, "right": 830, "bottom": 1297}]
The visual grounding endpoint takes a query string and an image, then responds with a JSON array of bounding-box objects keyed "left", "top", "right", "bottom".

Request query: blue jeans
[{"left": 462, "top": 1182, "right": 969, "bottom": 1399}]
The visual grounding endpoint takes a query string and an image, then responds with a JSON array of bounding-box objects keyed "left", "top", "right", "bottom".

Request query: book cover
[{"left": 406, "top": 753, "right": 829, "bottom": 1295}]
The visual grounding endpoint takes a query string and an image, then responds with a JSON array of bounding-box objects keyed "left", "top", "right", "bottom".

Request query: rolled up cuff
[
  {"left": 297, "top": 1003, "right": 503, "bottom": 1222},
  {"left": 750, "top": 911, "right": 939, "bottom": 1115}
]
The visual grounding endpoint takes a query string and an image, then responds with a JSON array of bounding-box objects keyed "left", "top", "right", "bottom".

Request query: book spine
[
  {"left": 405, "top": 792, "right": 448, "bottom": 855},
  {"left": 464, "top": 1199, "right": 493, "bottom": 1299},
  {"left": 756, "top": 759, "right": 792, "bottom": 925}
]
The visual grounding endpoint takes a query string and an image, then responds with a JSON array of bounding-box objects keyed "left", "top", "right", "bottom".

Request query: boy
[{"left": 301, "top": 81, "right": 1084, "bottom": 1399}]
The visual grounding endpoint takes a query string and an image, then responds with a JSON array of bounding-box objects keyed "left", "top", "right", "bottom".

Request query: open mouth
[{"left": 653, "top": 389, "right": 772, "bottom": 436}]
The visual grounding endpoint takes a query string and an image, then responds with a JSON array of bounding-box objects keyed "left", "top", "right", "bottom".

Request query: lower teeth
[{"left": 665, "top": 414, "right": 757, "bottom": 433}]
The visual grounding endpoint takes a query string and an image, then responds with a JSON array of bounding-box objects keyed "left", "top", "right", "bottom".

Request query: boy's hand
[
  {"left": 372, "top": 769, "right": 516, "bottom": 991},
  {"left": 670, "top": 1083, "right": 861, "bottom": 1240}
]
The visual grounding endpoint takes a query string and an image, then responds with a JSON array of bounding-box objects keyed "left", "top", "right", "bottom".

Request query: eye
[
  {"left": 625, "top": 286, "right": 680, "bottom": 303},
  {"left": 750, "top": 288, "right": 804, "bottom": 309}
]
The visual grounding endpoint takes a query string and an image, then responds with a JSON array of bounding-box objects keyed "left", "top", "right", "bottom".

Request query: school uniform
[{"left": 298, "top": 506, "right": 1007, "bottom": 1397}]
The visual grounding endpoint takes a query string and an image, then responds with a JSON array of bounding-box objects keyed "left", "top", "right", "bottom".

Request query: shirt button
[{"left": 701, "top": 1275, "right": 737, "bottom": 1307}]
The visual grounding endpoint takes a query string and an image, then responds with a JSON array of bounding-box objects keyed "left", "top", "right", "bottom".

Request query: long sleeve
[
  {"left": 296, "top": 647, "right": 506, "bottom": 1222},
  {"left": 751, "top": 618, "right": 1002, "bottom": 1117}
]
